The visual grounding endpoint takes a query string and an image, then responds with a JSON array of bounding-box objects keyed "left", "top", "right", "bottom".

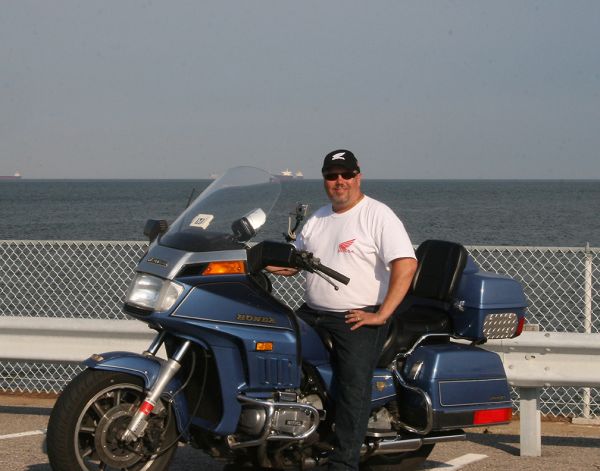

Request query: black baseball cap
[{"left": 321, "top": 149, "right": 360, "bottom": 174}]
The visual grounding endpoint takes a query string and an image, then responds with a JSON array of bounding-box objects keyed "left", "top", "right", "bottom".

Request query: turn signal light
[
  {"left": 473, "top": 407, "right": 512, "bottom": 425},
  {"left": 256, "top": 342, "right": 273, "bottom": 351},
  {"left": 202, "top": 261, "right": 246, "bottom": 275}
]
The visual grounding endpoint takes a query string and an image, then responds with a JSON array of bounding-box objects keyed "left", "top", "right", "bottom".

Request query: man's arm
[
  {"left": 265, "top": 266, "right": 299, "bottom": 277},
  {"left": 345, "top": 257, "right": 417, "bottom": 330}
]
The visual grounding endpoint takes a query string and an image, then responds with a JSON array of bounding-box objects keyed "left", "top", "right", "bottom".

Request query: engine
[{"left": 237, "top": 393, "right": 323, "bottom": 440}]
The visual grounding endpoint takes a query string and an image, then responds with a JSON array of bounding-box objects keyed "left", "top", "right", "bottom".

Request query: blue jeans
[{"left": 297, "top": 304, "right": 389, "bottom": 471}]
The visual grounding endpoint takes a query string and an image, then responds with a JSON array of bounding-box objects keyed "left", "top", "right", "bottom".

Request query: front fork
[{"left": 121, "top": 333, "right": 191, "bottom": 443}]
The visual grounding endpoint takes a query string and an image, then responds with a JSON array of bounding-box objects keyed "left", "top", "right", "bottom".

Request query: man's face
[{"left": 322, "top": 166, "right": 362, "bottom": 212}]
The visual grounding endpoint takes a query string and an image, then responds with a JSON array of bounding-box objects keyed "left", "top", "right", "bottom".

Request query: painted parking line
[
  {"left": 0, "top": 429, "right": 46, "bottom": 440},
  {"left": 424, "top": 453, "right": 488, "bottom": 470}
]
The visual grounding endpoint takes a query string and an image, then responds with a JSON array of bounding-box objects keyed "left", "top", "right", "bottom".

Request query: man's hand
[
  {"left": 345, "top": 310, "right": 387, "bottom": 330},
  {"left": 344, "top": 257, "right": 417, "bottom": 331}
]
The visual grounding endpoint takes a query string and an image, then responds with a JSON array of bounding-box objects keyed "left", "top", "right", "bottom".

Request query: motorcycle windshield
[{"left": 159, "top": 166, "right": 281, "bottom": 252}]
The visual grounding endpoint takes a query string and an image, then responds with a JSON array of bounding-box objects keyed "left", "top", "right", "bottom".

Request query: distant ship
[
  {"left": 272, "top": 169, "right": 304, "bottom": 181},
  {"left": 279, "top": 169, "right": 294, "bottom": 180},
  {"left": 0, "top": 172, "right": 22, "bottom": 180}
]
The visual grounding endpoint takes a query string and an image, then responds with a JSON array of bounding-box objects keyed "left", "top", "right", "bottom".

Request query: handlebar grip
[{"left": 315, "top": 263, "right": 350, "bottom": 285}]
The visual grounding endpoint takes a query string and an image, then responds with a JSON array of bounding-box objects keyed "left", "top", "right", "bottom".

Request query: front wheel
[
  {"left": 47, "top": 369, "right": 178, "bottom": 471},
  {"left": 360, "top": 444, "right": 435, "bottom": 471}
]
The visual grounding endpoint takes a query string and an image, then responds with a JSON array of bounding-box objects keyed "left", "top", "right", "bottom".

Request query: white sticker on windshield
[{"left": 189, "top": 214, "right": 214, "bottom": 229}]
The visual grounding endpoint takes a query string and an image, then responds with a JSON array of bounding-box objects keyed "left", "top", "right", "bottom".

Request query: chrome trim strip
[
  {"left": 169, "top": 312, "right": 295, "bottom": 331},
  {"left": 371, "top": 394, "right": 396, "bottom": 402}
]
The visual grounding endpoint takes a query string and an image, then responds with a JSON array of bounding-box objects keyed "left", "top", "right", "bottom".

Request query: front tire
[{"left": 47, "top": 369, "right": 178, "bottom": 471}]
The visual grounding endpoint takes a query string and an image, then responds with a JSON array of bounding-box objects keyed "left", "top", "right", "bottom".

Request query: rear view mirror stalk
[{"left": 144, "top": 219, "right": 168, "bottom": 243}]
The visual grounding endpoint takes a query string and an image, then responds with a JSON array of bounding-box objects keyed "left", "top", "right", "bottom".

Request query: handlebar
[
  {"left": 293, "top": 250, "right": 350, "bottom": 285},
  {"left": 247, "top": 241, "right": 350, "bottom": 286},
  {"left": 313, "top": 262, "right": 350, "bottom": 285}
]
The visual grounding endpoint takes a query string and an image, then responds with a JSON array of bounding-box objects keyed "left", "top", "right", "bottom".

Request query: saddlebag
[{"left": 398, "top": 343, "right": 512, "bottom": 431}]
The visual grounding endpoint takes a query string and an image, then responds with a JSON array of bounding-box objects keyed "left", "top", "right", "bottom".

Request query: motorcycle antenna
[
  {"left": 186, "top": 188, "right": 197, "bottom": 208},
  {"left": 284, "top": 202, "right": 309, "bottom": 242}
]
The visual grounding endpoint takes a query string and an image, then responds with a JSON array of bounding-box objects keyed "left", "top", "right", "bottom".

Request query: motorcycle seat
[
  {"left": 376, "top": 304, "right": 452, "bottom": 367},
  {"left": 378, "top": 239, "right": 468, "bottom": 367}
]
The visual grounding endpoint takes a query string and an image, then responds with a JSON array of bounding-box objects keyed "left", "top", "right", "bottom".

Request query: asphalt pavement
[{"left": 1, "top": 395, "right": 599, "bottom": 471}]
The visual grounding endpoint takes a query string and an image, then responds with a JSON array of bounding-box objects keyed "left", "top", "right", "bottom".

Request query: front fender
[
  {"left": 84, "top": 351, "right": 165, "bottom": 387},
  {"left": 84, "top": 351, "right": 190, "bottom": 439}
]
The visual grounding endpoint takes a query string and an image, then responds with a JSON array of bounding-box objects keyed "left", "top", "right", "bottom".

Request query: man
[{"left": 274, "top": 149, "right": 417, "bottom": 470}]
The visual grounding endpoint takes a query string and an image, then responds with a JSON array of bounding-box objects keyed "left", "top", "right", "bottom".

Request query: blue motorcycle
[{"left": 47, "top": 166, "right": 527, "bottom": 470}]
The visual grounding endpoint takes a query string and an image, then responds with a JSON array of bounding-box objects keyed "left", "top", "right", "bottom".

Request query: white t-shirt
[{"left": 295, "top": 195, "right": 415, "bottom": 312}]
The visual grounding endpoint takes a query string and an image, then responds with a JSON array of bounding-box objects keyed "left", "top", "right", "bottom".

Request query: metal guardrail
[
  {"left": 0, "top": 317, "right": 154, "bottom": 363},
  {"left": 486, "top": 332, "right": 600, "bottom": 456},
  {"left": 487, "top": 332, "right": 600, "bottom": 388},
  {"left": 0, "top": 240, "right": 598, "bottom": 420}
]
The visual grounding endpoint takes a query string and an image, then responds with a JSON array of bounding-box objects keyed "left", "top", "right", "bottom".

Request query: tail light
[
  {"left": 513, "top": 316, "right": 526, "bottom": 337},
  {"left": 473, "top": 407, "right": 512, "bottom": 425}
]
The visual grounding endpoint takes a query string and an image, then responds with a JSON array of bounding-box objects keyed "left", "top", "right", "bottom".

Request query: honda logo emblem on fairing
[{"left": 147, "top": 257, "right": 168, "bottom": 267}]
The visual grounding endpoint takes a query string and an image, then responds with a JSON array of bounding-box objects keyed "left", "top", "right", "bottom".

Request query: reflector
[
  {"left": 139, "top": 401, "right": 155, "bottom": 416},
  {"left": 473, "top": 407, "right": 512, "bottom": 425}
]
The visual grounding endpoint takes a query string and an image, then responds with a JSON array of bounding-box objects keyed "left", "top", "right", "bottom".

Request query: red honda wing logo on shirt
[{"left": 338, "top": 239, "right": 356, "bottom": 253}]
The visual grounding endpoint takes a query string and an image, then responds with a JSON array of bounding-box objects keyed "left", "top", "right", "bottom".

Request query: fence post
[
  {"left": 584, "top": 242, "right": 593, "bottom": 333},
  {"left": 583, "top": 243, "right": 593, "bottom": 418}
]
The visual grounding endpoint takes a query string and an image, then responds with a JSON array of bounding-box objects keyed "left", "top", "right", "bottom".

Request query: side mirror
[
  {"left": 231, "top": 208, "right": 266, "bottom": 242},
  {"left": 143, "top": 219, "right": 168, "bottom": 243},
  {"left": 284, "top": 202, "right": 309, "bottom": 242}
]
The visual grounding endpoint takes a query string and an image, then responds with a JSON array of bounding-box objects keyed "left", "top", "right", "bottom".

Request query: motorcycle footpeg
[{"left": 365, "top": 428, "right": 397, "bottom": 438}]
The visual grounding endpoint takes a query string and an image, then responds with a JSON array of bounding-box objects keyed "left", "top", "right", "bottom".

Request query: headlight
[{"left": 125, "top": 273, "right": 184, "bottom": 312}]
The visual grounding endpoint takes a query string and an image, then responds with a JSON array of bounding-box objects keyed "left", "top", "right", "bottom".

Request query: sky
[{"left": 1, "top": 1, "right": 599, "bottom": 179}]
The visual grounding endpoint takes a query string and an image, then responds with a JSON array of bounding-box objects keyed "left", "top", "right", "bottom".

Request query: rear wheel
[
  {"left": 47, "top": 369, "right": 178, "bottom": 471},
  {"left": 360, "top": 444, "right": 435, "bottom": 471}
]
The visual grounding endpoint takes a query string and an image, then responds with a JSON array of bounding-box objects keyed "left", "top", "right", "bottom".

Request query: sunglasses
[{"left": 323, "top": 171, "right": 358, "bottom": 181}]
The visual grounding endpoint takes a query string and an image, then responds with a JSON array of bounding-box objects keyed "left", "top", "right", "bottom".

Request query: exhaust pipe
[{"left": 362, "top": 431, "right": 466, "bottom": 456}]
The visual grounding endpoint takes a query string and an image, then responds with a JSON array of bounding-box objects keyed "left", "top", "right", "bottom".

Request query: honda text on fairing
[{"left": 47, "top": 166, "right": 527, "bottom": 470}]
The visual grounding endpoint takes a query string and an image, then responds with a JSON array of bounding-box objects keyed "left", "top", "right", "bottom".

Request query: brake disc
[{"left": 94, "top": 404, "right": 144, "bottom": 469}]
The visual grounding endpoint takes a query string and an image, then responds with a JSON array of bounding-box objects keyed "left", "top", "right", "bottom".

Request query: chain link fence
[{"left": 1, "top": 241, "right": 598, "bottom": 418}]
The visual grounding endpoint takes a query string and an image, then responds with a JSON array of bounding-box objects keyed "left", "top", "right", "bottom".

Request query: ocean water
[{"left": 0, "top": 179, "right": 598, "bottom": 247}]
